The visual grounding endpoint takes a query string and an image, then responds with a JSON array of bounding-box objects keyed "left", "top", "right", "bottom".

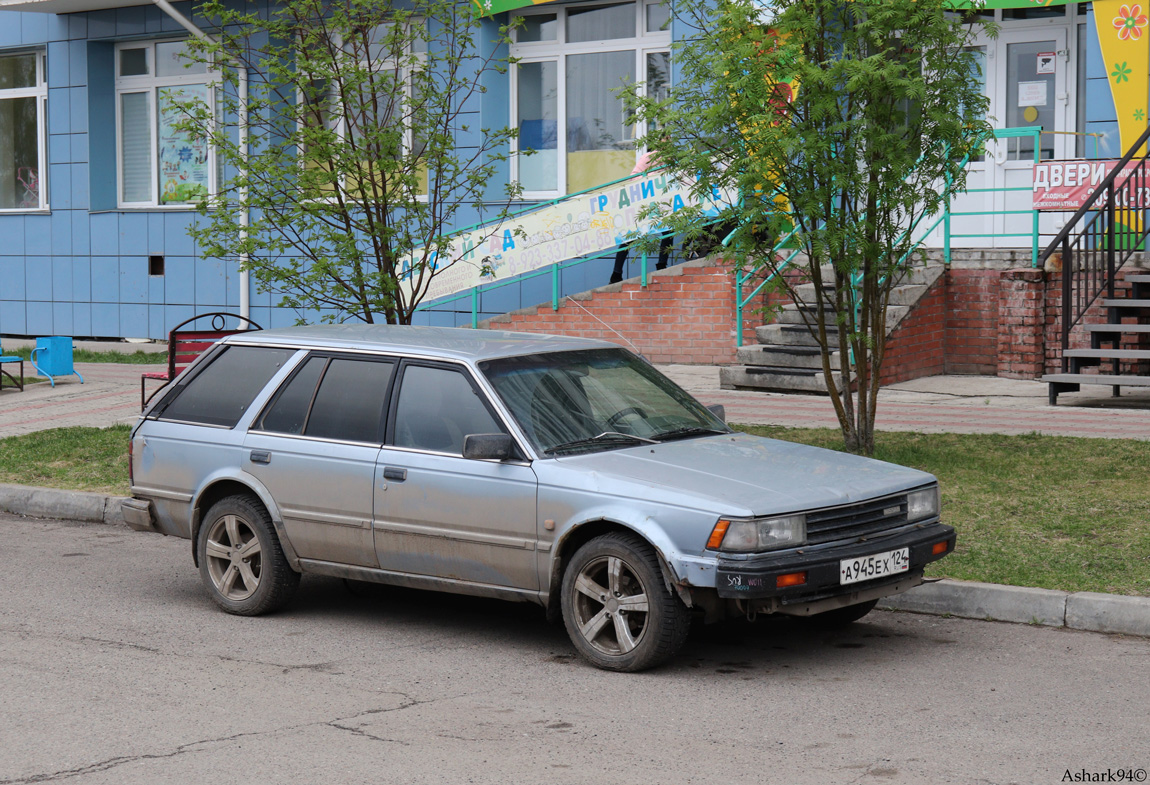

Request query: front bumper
[{"left": 714, "top": 521, "right": 955, "bottom": 603}]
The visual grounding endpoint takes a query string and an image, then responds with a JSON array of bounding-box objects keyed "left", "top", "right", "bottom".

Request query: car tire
[
  {"left": 197, "top": 494, "right": 299, "bottom": 616},
  {"left": 561, "top": 532, "right": 691, "bottom": 672},
  {"left": 805, "top": 599, "right": 879, "bottom": 629}
]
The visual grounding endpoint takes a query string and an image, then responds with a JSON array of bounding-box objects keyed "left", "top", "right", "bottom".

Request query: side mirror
[
  {"left": 707, "top": 404, "right": 726, "bottom": 423},
  {"left": 462, "top": 433, "right": 513, "bottom": 461}
]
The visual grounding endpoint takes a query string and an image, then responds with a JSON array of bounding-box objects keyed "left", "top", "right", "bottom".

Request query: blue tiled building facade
[{"left": 0, "top": 0, "right": 1135, "bottom": 339}]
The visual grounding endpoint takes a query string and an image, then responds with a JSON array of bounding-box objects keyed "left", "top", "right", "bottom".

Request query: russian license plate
[{"left": 839, "top": 547, "right": 910, "bottom": 585}]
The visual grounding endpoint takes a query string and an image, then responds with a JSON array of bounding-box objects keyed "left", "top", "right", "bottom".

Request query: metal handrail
[
  {"left": 1046, "top": 125, "right": 1150, "bottom": 368},
  {"left": 1040, "top": 124, "right": 1150, "bottom": 267}
]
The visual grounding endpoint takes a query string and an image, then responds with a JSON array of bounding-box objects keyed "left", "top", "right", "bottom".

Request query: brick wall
[
  {"left": 478, "top": 257, "right": 1141, "bottom": 381},
  {"left": 879, "top": 278, "right": 947, "bottom": 384},
  {"left": 944, "top": 269, "right": 999, "bottom": 374},
  {"left": 480, "top": 260, "right": 757, "bottom": 364},
  {"left": 997, "top": 269, "right": 1046, "bottom": 379}
]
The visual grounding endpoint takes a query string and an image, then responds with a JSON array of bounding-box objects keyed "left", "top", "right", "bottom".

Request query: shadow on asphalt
[{"left": 272, "top": 574, "right": 932, "bottom": 676}]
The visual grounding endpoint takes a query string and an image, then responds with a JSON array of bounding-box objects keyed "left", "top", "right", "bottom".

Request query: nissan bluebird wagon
[{"left": 123, "top": 325, "right": 955, "bottom": 671}]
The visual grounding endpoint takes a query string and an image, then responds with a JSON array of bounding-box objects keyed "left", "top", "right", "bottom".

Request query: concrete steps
[{"left": 721, "top": 263, "right": 945, "bottom": 394}]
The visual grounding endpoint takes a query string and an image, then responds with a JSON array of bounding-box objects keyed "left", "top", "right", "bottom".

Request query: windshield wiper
[
  {"left": 653, "top": 425, "right": 729, "bottom": 442},
  {"left": 544, "top": 431, "right": 658, "bottom": 455}
]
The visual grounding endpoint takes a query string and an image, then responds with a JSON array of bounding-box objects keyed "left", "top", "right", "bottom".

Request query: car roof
[{"left": 224, "top": 324, "right": 623, "bottom": 363}]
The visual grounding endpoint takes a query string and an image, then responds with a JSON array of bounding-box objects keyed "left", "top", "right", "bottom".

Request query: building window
[
  {"left": 115, "top": 40, "right": 215, "bottom": 208},
  {"left": 0, "top": 51, "right": 47, "bottom": 211},
  {"left": 511, "top": 1, "right": 670, "bottom": 197},
  {"left": 299, "top": 21, "right": 428, "bottom": 197}
]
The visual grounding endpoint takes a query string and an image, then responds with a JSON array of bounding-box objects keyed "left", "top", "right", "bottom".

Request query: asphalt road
[{"left": 3, "top": 515, "right": 1148, "bottom": 785}]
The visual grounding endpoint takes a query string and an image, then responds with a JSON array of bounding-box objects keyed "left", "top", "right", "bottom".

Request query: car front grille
[{"left": 805, "top": 494, "right": 909, "bottom": 545}]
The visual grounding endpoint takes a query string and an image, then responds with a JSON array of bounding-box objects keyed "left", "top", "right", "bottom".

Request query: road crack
[{"left": 0, "top": 697, "right": 428, "bottom": 784}]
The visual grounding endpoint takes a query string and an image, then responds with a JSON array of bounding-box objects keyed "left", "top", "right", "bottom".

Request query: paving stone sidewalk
[
  {"left": 0, "top": 362, "right": 147, "bottom": 438},
  {"left": 7, "top": 354, "right": 1150, "bottom": 439}
]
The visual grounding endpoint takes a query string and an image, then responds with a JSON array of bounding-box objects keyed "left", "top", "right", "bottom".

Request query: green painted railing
[
  {"left": 734, "top": 126, "right": 1043, "bottom": 349},
  {"left": 418, "top": 243, "right": 646, "bottom": 328},
  {"left": 414, "top": 164, "right": 738, "bottom": 325},
  {"left": 941, "top": 126, "right": 1043, "bottom": 268}
]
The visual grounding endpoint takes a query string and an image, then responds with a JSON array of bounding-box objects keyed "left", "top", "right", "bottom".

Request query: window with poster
[
  {"left": 115, "top": 40, "right": 216, "bottom": 208},
  {"left": 510, "top": 1, "right": 671, "bottom": 197},
  {"left": 0, "top": 50, "right": 47, "bottom": 211}
]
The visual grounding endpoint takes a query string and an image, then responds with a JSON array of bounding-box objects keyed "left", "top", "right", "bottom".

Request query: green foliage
[
  {"left": 6, "top": 347, "right": 166, "bottom": 365},
  {"left": 631, "top": 0, "right": 993, "bottom": 454},
  {"left": 179, "top": 0, "right": 521, "bottom": 324}
]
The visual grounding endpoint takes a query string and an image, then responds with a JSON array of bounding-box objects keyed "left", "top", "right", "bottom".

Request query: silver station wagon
[{"left": 123, "top": 325, "right": 955, "bottom": 671}]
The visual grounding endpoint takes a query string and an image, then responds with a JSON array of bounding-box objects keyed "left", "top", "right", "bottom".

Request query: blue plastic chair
[{"left": 0, "top": 341, "right": 24, "bottom": 392}]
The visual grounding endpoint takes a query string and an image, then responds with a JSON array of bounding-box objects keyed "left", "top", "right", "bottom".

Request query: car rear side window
[
  {"left": 393, "top": 365, "right": 504, "bottom": 454},
  {"left": 302, "top": 357, "right": 394, "bottom": 443},
  {"left": 158, "top": 346, "right": 295, "bottom": 427},
  {"left": 256, "top": 356, "right": 326, "bottom": 435}
]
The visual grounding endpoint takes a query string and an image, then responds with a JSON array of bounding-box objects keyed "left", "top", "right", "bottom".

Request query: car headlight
[
  {"left": 707, "top": 514, "right": 806, "bottom": 553},
  {"left": 907, "top": 485, "right": 940, "bottom": 522}
]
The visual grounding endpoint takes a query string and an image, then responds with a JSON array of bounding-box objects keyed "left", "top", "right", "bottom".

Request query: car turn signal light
[
  {"left": 776, "top": 571, "right": 807, "bottom": 588},
  {"left": 932, "top": 540, "right": 948, "bottom": 555},
  {"left": 706, "top": 519, "right": 731, "bottom": 550}
]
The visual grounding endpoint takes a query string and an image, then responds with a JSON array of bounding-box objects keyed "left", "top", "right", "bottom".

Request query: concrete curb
[
  {"left": 2, "top": 484, "right": 1148, "bottom": 639},
  {"left": 878, "top": 579, "right": 1150, "bottom": 639},
  {"left": 0, "top": 483, "right": 127, "bottom": 528}
]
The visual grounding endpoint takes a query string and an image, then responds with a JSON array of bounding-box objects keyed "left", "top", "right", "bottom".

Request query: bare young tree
[{"left": 181, "top": 0, "right": 520, "bottom": 324}]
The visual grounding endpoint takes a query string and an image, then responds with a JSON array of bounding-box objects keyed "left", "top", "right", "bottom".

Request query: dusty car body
[{"left": 124, "top": 324, "right": 955, "bottom": 671}]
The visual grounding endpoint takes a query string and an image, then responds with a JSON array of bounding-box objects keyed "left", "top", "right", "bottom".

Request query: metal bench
[
  {"left": 142, "top": 312, "right": 263, "bottom": 409},
  {"left": 0, "top": 342, "right": 23, "bottom": 392}
]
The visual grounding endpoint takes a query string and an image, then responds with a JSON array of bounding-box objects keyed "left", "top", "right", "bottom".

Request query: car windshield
[{"left": 480, "top": 348, "right": 729, "bottom": 455}]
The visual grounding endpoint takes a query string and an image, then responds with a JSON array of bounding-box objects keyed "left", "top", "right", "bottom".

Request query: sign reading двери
[{"left": 1033, "top": 159, "right": 1146, "bottom": 211}]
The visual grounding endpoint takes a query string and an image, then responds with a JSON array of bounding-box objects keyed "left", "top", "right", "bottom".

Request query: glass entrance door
[{"left": 988, "top": 26, "right": 1071, "bottom": 245}]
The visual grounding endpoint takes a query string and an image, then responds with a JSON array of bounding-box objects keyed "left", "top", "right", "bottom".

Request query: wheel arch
[
  {"left": 545, "top": 518, "right": 688, "bottom": 622},
  {"left": 190, "top": 475, "right": 300, "bottom": 571}
]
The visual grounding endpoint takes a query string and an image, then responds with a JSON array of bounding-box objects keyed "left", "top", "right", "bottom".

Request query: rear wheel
[
  {"left": 805, "top": 599, "right": 878, "bottom": 629},
  {"left": 197, "top": 494, "right": 299, "bottom": 616},
  {"left": 561, "top": 532, "right": 691, "bottom": 672}
]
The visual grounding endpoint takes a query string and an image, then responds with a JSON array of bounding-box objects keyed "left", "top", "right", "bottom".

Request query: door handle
[
  {"left": 383, "top": 467, "right": 407, "bottom": 482},
  {"left": 249, "top": 450, "right": 271, "bottom": 465}
]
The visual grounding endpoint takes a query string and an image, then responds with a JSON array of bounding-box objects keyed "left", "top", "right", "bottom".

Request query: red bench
[{"left": 142, "top": 312, "right": 263, "bottom": 409}]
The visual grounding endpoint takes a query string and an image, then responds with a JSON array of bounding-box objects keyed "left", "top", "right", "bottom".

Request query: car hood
[{"left": 549, "top": 432, "right": 935, "bottom": 517}]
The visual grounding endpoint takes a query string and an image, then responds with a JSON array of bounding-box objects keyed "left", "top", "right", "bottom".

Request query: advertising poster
[
  {"left": 158, "top": 85, "right": 210, "bottom": 205},
  {"left": 1032, "top": 159, "right": 1148, "bottom": 211},
  {"left": 407, "top": 171, "right": 733, "bottom": 303}
]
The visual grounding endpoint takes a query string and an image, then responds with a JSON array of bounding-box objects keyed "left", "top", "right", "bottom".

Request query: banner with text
[
  {"left": 1032, "top": 159, "right": 1147, "bottom": 211},
  {"left": 411, "top": 171, "right": 732, "bottom": 303}
]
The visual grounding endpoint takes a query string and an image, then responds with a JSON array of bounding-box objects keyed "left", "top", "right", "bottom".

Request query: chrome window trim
[
  {"left": 245, "top": 430, "right": 385, "bottom": 449},
  {"left": 240, "top": 345, "right": 534, "bottom": 460}
]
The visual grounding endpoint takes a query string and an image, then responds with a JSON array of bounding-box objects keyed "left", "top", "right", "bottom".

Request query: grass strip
[
  {"left": 737, "top": 425, "right": 1150, "bottom": 598},
  {"left": 0, "top": 426, "right": 131, "bottom": 495},
  {"left": 4, "top": 347, "right": 166, "bottom": 364}
]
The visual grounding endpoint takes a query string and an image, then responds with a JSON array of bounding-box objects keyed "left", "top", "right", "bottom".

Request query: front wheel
[
  {"left": 560, "top": 532, "right": 691, "bottom": 672},
  {"left": 197, "top": 494, "right": 299, "bottom": 616}
]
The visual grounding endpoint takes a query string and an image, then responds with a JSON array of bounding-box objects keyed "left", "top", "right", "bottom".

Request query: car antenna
[{"left": 565, "top": 298, "right": 648, "bottom": 362}]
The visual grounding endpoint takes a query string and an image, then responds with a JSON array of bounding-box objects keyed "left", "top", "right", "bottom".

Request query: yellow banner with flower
[{"left": 1095, "top": 0, "right": 1150, "bottom": 156}]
